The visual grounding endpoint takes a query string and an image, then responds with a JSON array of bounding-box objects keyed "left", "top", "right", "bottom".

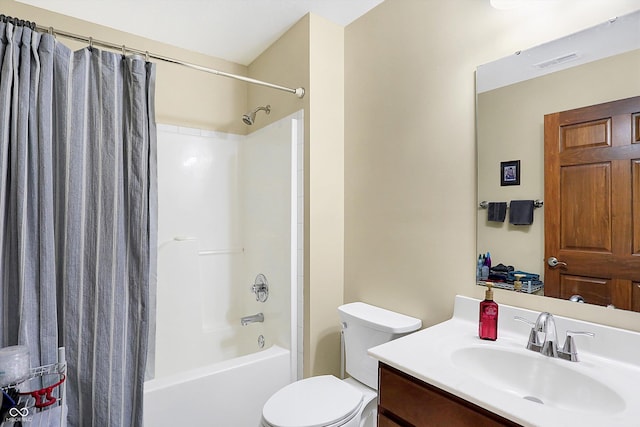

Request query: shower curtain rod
[{"left": 0, "top": 15, "right": 305, "bottom": 98}]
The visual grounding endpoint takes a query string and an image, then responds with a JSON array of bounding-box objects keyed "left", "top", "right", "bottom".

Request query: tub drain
[
  {"left": 523, "top": 396, "right": 544, "bottom": 405},
  {"left": 258, "top": 335, "right": 265, "bottom": 349}
]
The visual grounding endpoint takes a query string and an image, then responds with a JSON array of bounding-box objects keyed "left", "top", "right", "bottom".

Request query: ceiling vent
[{"left": 533, "top": 52, "right": 580, "bottom": 69}]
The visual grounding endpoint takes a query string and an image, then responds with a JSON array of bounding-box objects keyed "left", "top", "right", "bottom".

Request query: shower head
[{"left": 242, "top": 105, "right": 271, "bottom": 125}]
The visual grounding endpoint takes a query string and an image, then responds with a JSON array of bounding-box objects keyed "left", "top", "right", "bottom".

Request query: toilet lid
[{"left": 262, "top": 375, "right": 364, "bottom": 427}]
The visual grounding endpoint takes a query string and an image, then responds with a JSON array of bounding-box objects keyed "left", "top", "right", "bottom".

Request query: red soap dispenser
[{"left": 479, "top": 282, "right": 498, "bottom": 341}]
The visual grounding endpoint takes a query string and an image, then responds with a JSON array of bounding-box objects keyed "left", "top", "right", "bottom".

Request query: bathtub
[{"left": 143, "top": 345, "right": 291, "bottom": 426}]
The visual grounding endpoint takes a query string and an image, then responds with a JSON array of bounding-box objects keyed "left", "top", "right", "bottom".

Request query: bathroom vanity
[
  {"left": 369, "top": 296, "right": 640, "bottom": 427},
  {"left": 377, "top": 363, "right": 517, "bottom": 426}
]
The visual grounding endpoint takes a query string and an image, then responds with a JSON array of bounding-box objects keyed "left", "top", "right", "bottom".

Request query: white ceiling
[{"left": 16, "top": 0, "right": 385, "bottom": 65}]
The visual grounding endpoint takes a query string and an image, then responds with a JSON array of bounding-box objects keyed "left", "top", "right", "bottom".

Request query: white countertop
[{"left": 368, "top": 295, "right": 640, "bottom": 427}]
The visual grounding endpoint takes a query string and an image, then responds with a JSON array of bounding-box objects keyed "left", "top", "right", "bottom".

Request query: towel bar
[{"left": 479, "top": 200, "right": 543, "bottom": 209}]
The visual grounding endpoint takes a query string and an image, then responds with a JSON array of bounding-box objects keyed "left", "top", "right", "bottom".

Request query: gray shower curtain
[{"left": 0, "top": 21, "right": 157, "bottom": 427}]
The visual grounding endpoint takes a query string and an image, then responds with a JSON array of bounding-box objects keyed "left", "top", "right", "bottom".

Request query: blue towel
[
  {"left": 509, "top": 200, "right": 534, "bottom": 225},
  {"left": 487, "top": 202, "right": 507, "bottom": 222},
  {"left": 507, "top": 270, "right": 540, "bottom": 282}
]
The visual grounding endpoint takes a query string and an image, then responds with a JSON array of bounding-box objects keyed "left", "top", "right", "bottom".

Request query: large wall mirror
[{"left": 476, "top": 10, "right": 640, "bottom": 311}]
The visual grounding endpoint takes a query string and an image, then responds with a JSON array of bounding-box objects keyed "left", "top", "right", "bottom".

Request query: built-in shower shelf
[{"left": 198, "top": 248, "right": 244, "bottom": 256}]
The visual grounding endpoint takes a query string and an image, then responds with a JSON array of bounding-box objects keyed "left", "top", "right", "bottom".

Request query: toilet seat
[{"left": 262, "top": 375, "right": 364, "bottom": 427}]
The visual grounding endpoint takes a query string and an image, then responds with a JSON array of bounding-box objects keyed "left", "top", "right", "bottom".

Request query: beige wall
[
  {"left": 8, "top": 0, "right": 640, "bottom": 382},
  {"left": 249, "top": 14, "right": 345, "bottom": 377},
  {"left": 248, "top": 16, "right": 309, "bottom": 130},
  {"left": 477, "top": 49, "right": 640, "bottom": 279},
  {"left": 1, "top": 0, "right": 248, "bottom": 133},
  {"left": 345, "top": 0, "right": 640, "bottom": 333},
  {"left": 305, "top": 15, "right": 344, "bottom": 376}
]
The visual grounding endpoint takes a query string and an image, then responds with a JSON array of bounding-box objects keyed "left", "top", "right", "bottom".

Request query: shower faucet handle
[{"left": 250, "top": 273, "right": 269, "bottom": 302}]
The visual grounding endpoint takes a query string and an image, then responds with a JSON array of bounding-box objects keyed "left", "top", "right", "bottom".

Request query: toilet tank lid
[{"left": 338, "top": 302, "right": 422, "bottom": 334}]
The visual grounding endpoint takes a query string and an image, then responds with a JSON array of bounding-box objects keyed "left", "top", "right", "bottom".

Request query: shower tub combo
[
  {"left": 144, "top": 111, "right": 303, "bottom": 426},
  {"left": 144, "top": 345, "right": 290, "bottom": 426}
]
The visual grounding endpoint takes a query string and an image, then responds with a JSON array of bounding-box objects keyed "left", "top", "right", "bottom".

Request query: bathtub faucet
[{"left": 241, "top": 313, "right": 264, "bottom": 326}]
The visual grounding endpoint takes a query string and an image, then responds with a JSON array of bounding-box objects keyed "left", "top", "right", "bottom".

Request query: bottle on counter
[
  {"left": 481, "top": 264, "right": 489, "bottom": 281},
  {"left": 479, "top": 282, "right": 498, "bottom": 341},
  {"left": 514, "top": 273, "right": 525, "bottom": 293}
]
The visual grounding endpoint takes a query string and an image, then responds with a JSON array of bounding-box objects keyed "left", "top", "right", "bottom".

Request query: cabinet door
[
  {"left": 378, "top": 363, "right": 520, "bottom": 427},
  {"left": 378, "top": 413, "right": 403, "bottom": 427}
]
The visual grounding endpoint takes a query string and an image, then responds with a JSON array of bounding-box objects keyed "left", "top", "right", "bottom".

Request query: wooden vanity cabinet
[{"left": 377, "top": 363, "right": 521, "bottom": 427}]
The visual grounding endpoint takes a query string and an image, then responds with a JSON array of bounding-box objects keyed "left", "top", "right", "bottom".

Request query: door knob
[
  {"left": 547, "top": 256, "right": 567, "bottom": 267},
  {"left": 569, "top": 294, "right": 584, "bottom": 303}
]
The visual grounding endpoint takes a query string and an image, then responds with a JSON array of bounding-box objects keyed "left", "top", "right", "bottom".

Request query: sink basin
[
  {"left": 369, "top": 297, "right": 640, "bottom": 426},
  {"left": 451, "top": 346, "right": 626, "bottom": 415}
]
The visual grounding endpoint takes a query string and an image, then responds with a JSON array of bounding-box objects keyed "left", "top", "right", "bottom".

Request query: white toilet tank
[{"left": 338, "top": 302, "right": 421, "bottom": 390}]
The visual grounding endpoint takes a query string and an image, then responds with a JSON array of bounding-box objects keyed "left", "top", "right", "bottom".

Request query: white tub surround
[
  {"left": 147, "top": 114, "right": 303, "bottom": 427},
  {"left": 144, "top": 346, "right": 290, "bottom": 426},
  {"left": 153, "top": 112, "right": 303, "bottom": 381},
  {"left": 369, "top": 295, "right": 640, "bottom": 427}
]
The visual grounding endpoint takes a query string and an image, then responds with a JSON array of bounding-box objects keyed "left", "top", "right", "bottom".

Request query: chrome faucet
[
  {"left": 535, "top": 311, "right": 559, "bottom": 357},
  {"left": 515, "top": 312, "right": 594, "bottom": 362},
  {"left": 240, "top": 313, "right": 264, "bottom": 326}
]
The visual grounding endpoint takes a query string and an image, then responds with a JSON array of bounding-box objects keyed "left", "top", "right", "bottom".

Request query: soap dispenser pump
[
  {"left": 514, "top": 273, "right": 525, "bottom": 293},
  {"left": 479, "top": 282, "right": 498, "bottom": 341}
]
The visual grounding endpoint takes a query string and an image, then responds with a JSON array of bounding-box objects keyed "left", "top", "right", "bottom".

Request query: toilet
[{"left": 261, "top": 302, "right": 422, "bottom": 427}]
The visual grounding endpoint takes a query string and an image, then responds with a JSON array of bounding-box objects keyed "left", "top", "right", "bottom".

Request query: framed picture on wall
[{"left": 500, "top": 160, "right": 520, "bottom": 186}]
